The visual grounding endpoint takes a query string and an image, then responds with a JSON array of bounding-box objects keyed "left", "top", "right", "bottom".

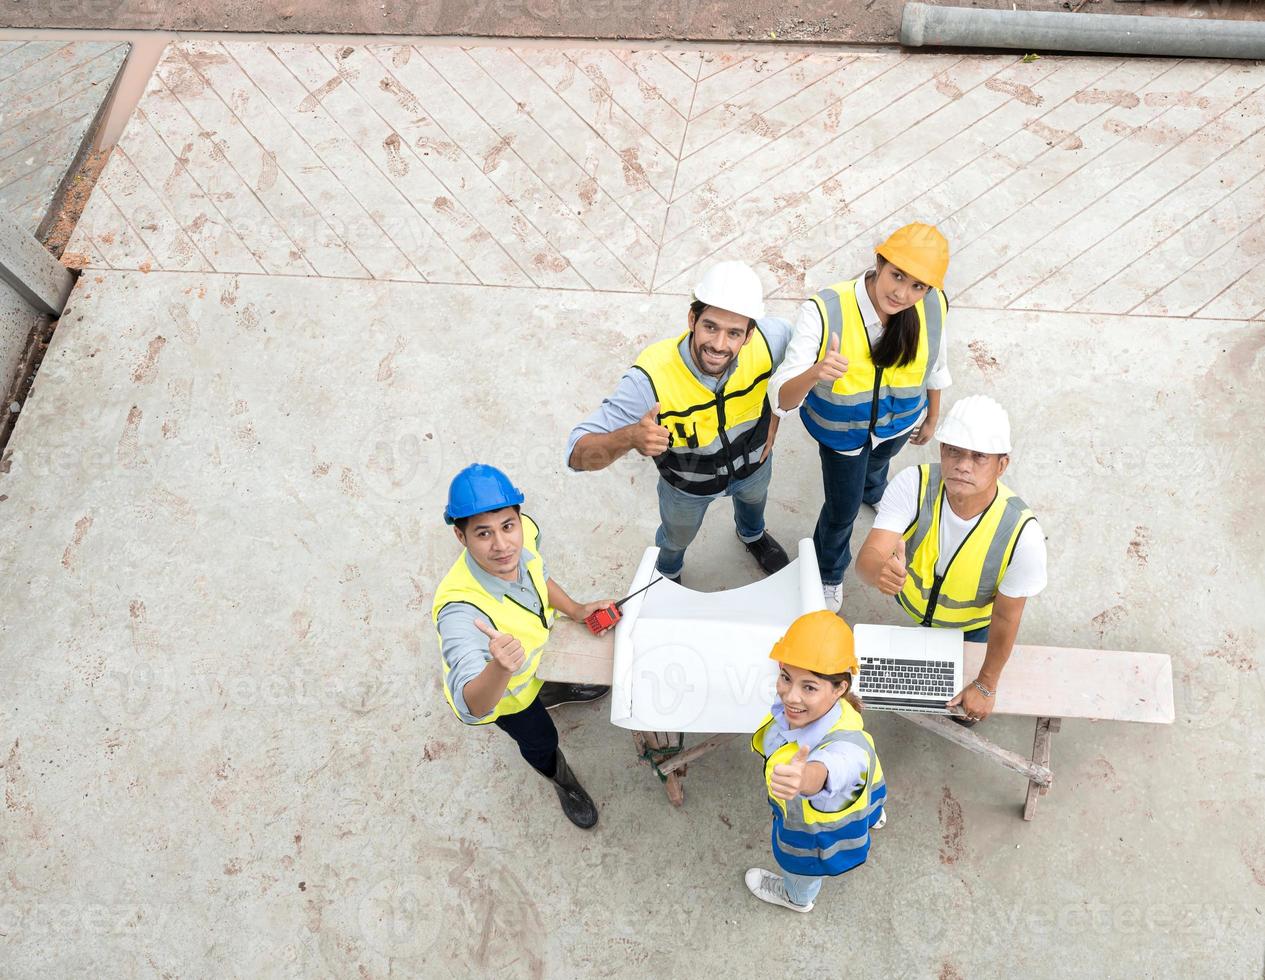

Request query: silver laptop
[{"left": 854, "top": 624, "right": 964, "bottom": 714}]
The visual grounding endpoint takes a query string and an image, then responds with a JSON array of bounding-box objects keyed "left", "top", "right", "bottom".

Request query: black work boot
[
  {"left": 538, "top": 682, "right": 610, "bottom": 711},
  {"left": 741, "top": 531, "right": 790, "bottom": 575},
  {"left": 547, "top": 751, "right": 598, "bottom": 829}
]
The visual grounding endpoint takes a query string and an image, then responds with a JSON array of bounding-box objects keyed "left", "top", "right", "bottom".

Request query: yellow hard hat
[
  {"left": 875, "top": 222, "right": 950, "bottom": 290},
  {"left": 769, "top": 610, "right": 858, "bottom": 676}
]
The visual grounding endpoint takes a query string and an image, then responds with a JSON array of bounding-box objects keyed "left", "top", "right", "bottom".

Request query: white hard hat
[
  {"left": 934, "top": 395, "right": 1012, "bottom": 454},
  {"left": 693, "top": 260, "right": 765, "bottom": 320}
]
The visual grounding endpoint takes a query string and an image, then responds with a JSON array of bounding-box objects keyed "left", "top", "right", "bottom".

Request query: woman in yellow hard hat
[
  {"left": 766, "top": 224, "right": 952, "bottom": 612},
  {"left": 745, "top": 611, "right": 886, "bottom": 913}
]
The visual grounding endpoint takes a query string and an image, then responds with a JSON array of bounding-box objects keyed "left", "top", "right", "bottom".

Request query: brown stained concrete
[{"left": 3, "top": 0, "right": 1263, "bottom": 44}]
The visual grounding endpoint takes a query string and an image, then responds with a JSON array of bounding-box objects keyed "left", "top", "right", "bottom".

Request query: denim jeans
[
  {"left": 654, "top": 460, "right": 773, "bottom": 578},
  {"left": 781, "top": 869, "right": 822, "bottom": 907},
  {"left": 814, "top": 435, "right": 910, "bottom": 587}
]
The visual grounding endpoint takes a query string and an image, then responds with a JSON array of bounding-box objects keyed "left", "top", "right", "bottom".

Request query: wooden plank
[
  {"left": 1023, "top": 716, "right": 1057, "bottom": 821},
  {"left": 963, "top": 642, "right": 1173, "bottom": 723},
  {"left": 536, "top": 618, "right": 614, "bottom": 686},
  {"left": 901, "top": 712, "right": 1053, "bottom": 787},
  {"left": 655, "top": 733, "right": 740, "bottom": 776},
  {"left": 542, "top": 632, "right": 1172, "bottom": 724}
]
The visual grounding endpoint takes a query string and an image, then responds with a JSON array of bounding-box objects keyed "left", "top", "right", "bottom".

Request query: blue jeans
[
  {"left": 964, "top": 625, "right": 989, "bottom": 643},
  {"left": 782, "top": 869, "right": 822, "bottom": 907},
  {"left": 654, "top": 461, "right": 773, "bottom": 578},
  {"left": 814, "top": 435, "right": 909, "bottom": 587}
]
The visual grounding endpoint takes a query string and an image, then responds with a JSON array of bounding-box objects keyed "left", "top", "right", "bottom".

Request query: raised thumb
[
  {"left": 644, "top": 401, "right": 661, "bottom": 422},
  {"left": 793, "top": 744, "right": 811, "bottom": 765},
  {"left": 893, "top": 537, "right": 906, "bottom": 564},
  {"left": 827, "top": 332, "right": 839, "bottom": 355},
  {"left": 474, "top": 620, "right": 499, "bottom": 639}
]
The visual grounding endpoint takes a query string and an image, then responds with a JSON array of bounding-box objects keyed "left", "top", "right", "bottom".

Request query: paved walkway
[
  {"left": 69, "top": 41, "right": 1264, "bottom": 320},
  {"left": 0, "top": 40, "right": 128, "bottom": 234},
  {"left": 2, "top": 39, "right": 1263, "bottom": 978}
]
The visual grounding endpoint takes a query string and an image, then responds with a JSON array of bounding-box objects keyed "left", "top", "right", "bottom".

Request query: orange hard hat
[
  {"left": 769, "top": 610, "right": 858, "bottom": 676},
  {"left": 875, "top": 222, "right": 950, "bottom": 290}
]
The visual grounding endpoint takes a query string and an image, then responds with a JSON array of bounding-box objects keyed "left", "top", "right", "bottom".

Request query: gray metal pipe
[{"left": 901, "top": 2, "right": 1265, "bottom": 60}]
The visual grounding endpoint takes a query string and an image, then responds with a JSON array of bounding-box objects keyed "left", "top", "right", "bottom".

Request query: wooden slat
[
  {"left": 963, "top": 642, "right": 1173, "bottom": 723},
  {"left": 902, "top": 713, "right": 1053, "bottom": 787},
  {"left": 536, "top": 618, "right": 615, "bottom": 685},
  {"left": 542, "top": 633, "right": 1173, "bottom": 725},
  {"left": 655, "top": 733, "right": 740, "bottom": 776},
  {"left": 1023, "top": 716, "right": 1058, "bottom": 821}
]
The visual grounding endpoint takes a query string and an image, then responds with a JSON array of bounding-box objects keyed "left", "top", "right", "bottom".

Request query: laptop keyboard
[{"left": 859, "top": 657, "right": 956, "bottom": 699}]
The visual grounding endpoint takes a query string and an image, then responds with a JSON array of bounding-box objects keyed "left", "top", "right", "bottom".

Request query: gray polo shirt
[
  {"left": 436, "top": 537, "right": 551, "bottom": 724},
  {"left": 565, "top": 316, "right": 793, "bottom": 469}
]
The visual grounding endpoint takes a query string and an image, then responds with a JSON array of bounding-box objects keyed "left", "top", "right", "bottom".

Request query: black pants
[{"left": 493, "top": 696, "right": 558, "bottom": 778}]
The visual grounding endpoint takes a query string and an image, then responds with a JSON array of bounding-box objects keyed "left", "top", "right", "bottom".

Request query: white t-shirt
[{"left": 873, "top": 466, "right": 1047, "bottom": 599}]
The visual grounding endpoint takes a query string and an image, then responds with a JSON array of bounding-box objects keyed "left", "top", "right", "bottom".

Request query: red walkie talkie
[{"left": 584, "top": 577, "right": 665, "bottom": 634}]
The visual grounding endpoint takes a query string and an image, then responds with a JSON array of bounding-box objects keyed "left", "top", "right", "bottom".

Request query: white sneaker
[
  {"left": 744, "top": 868, "right": 813, "bottom": 913},
  {"left": 822, "top": 583, "right": 843, "bottom": 612},
  {"left": 873, "top": 808, "right": 887, "bottom": 830}
]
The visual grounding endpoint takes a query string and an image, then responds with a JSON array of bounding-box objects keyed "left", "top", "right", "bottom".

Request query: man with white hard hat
[
  {"left": 567, "top": 261, "right": 794, "bottom": 583},
  {"left": 855, "top": 396, "right": 1047, "bottom": 724}
]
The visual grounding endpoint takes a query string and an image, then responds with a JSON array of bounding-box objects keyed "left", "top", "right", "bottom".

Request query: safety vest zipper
[
  {"left": 920, "top": 489, "right": 997, "bottom": 627},
  {"left": 714, "top": 383, "right": 733, "bottom": 477}
]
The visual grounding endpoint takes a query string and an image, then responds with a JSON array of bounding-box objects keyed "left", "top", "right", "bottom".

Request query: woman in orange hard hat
[
  {"left": 746, "top": 611, "right": 886, "bottom": 913},
  {"left": 767, "top": 224, "right": 952, "bottom": 613}
]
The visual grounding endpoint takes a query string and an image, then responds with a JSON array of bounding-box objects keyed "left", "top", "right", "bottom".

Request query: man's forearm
[
  {"left": 568, "top": 428, "right": 635, "bottom": 471},
  {"left": 977, "top": 598, "right": 1025, "bottom": 689},
  {"left": 462, "top": 660, "right": 513, "bottom": 718},
  {"left": 546, "top": 577, "right": 582, "bottom": 620}
]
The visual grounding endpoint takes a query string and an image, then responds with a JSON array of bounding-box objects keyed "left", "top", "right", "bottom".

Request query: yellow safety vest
[
  {"left": 432, "top": 514, "right": 554, "bottom": 724},
  {"left": 897, "top": 464, "right": 1036, "bottom": 631},
  {"left": 632, "top": 329, "right": 773, "bottom": 495},
  {"left": 751, "top": 700, "right": 886, "bottom": 877},
  {"left": 800, "top": 279, "right": 945, "bottom": 452}
]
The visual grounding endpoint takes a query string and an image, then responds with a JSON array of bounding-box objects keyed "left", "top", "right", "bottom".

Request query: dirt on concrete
[
  {"left": 41, "top": 148, "right": 111, "bottom": 261},
  {"left": 2, "top": 0, "right": 1261, "bottom": 44}
]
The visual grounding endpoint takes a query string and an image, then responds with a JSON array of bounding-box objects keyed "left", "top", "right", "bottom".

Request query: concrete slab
[
  {"left": 1, "top": 268, "right": 1262, "bottom": 977},
  {"left": 68, "top": 41, "right": 1265, "bottom": 322},
  {"left": 0, "top": 40, "right": 129, "bottom": 236},
  {"left": 6, "top": 36, "right": 1265, "bottom": 978}
]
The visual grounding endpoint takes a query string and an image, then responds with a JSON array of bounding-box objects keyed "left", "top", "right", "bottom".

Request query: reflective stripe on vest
[
  {"left": 431, "top": 514, "right": 555, "bottom": 724},
  {"left": 896, "top": 464, "right": 1036, "bottom": 631},
  {"left": 799, "top": 280, "right": 944, "bottom": 453},
  {"left": 750, "top": 701, "right": 887, "bottom": 877},
  {"left": 632, "top": 329, "right": 773, "bottom": 496}
]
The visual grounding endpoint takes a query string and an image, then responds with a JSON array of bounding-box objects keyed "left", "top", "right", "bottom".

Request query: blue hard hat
[{"left": 443, "top": 464, "right": 525, "bottom": 525}]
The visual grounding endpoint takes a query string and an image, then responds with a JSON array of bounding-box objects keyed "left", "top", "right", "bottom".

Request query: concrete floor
[{"left": 1, "top": 38, "right": 1264, "bottom": 979}]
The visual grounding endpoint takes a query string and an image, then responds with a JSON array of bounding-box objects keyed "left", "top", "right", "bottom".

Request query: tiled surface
[
  {"left": 70, "top": 42, "right": 1264, "bottom": 319},
  {"left": 0, "top": 40, "right": 129, "bottom": 234}
]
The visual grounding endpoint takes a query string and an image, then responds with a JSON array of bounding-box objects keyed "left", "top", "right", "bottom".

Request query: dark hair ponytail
[{"left": 869, "top": 259, "right": 921, "bottom": 369}]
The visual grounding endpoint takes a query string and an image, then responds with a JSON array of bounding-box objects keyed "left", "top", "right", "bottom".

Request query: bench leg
[
  {"left": 1023, "top": 717, "right": 1060, "bottom": 821},
  {"left": 633, "top": 730, "right": 687, "bottom": 807}
]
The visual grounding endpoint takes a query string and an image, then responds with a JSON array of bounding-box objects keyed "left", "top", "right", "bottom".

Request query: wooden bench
[{"left": 539, "top": 624, "right": 1174, "bottom": 819}]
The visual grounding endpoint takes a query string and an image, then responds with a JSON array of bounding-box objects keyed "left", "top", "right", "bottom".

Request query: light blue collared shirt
[
  {"left": 761, "top": 701, "right": 868, "bottom": 810},
  {"left": 436, "top": 540, "right": 550, "bottom": 724}
]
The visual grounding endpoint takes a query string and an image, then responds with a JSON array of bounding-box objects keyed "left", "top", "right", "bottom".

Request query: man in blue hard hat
[
  {"left": 432, "top": 463, "right": 615, "bottom": 828},
  {"left": 567, "top": 260, "right": 793, "bottom": 585}
]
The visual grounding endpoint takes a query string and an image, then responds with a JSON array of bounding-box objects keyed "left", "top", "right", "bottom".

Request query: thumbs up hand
[
  {"left": 770, "top": 745, "right": 812, "bottom": 801},
  {"left": 475, "top": 620, "right": 526, "bottom": 673},
  {"left": 877, "top": 537, "right": 908, "bottom": 596},
  {"left": 630, "top": 401, "right": 671, "bottom": 457},
  {"left": 815, "top": 332, "right": 849, "bottom": 385}
]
